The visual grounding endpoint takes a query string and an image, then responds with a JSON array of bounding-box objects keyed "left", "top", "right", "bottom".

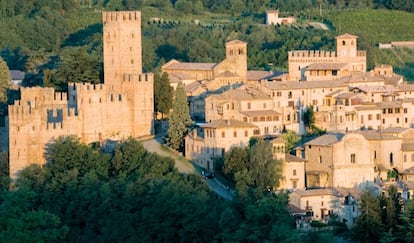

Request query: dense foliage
[
  {"left": 0, "top": 0, "right": 413, "bottom": 96},
  {"left": 165, "top": 82, "right": 193, "bottom": 151},
  {"left": 0, "top": 136, "right": 298, "bottom": 242},
  {"left": 342, "top": 186, "right": 414, "bottom": 242}
]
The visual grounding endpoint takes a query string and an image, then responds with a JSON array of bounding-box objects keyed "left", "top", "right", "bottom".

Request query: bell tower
[
  {"left": 225, "top": 40, "right": 248, "bottom": 81},
  {"left": 336, "top": 33, "right": 358, "bottom": 61},
  {"left": 103, "top": 11, "right": 142, "bottom": 91}
]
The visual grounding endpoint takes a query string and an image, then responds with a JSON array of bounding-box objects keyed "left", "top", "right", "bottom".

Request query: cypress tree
[{"left": 165, "top": 82, "right": 192, "bottom": 151}]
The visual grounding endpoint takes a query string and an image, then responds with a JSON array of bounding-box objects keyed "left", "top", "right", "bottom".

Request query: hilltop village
[{"left": 2, "top": 10, "right": 414, "bottom": 228}]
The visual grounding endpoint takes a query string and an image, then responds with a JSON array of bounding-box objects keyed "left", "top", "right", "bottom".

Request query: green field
[{"left": 324, "top": 9, "right": 414, "bottom": 81}]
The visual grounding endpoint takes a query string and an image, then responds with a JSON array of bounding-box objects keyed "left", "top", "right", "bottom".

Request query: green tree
[
  {"left": 0, "top": 56, "right": 11, "bottom": 103},
  {"left": 51, "top": 46, "right": 101, "bottom": 91},
  {"left": 154, "top": 72, "right": 173, "bottom": 119},
  {"left": 223, "top": 146, "right": 248, "bottom": 184},
  {"left": 0, "top": 189, "right": 69, "bottom": 242},
  {"left": 165, "top": 82, "right": 192, "bottom": 151},
  {"left": 280, "top": 130, "right": 300, "bottom": 154},
  {"left": 399, "top": 198, "right": 414, "bottom": 242},
  {"left": 234, "top": 138, "right": 282, "bottom": 200},
  {"left": 352, "top": 190, "right": 384, "bottom": 242}
]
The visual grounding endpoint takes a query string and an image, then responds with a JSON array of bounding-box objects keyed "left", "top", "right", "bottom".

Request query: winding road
[{"left": 141, "top": 137, "right": 234, "bottom": 200}]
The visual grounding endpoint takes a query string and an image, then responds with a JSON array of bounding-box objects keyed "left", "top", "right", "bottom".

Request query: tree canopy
[
  {"left": 165, "top": 82, "right": 193, "bottom": 151},
  {"left": 0, "top": 136, "right": 298, "bottom": 242}
]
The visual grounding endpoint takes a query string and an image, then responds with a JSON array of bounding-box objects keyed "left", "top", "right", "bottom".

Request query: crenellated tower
[{"left": 103, "top": 11, "right": 142, "bottom": 91}]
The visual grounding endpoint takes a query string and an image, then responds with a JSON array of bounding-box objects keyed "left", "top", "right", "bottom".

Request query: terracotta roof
[
  {"left": 354, "top": 85, "right": 399, "bottom": 93},
  {"left": 336, "top": 33, "right": 358, "bottom": 39},
  {"left": 210, "top": 86, "right": 271, "bottom": 100},
  {"left": 325, "top": 90, "right": 342, "bottom": 97},
  {"left": 402, "top": 143, "right": 414, "bottom": 151},
  {"left": 216, "top": 70, "right": 238, "bottom": 78},
  {"left": 240, "top": 110, "right": 280, "bottom": 117},
  {"left": 293, "top": 187, "right": 360, "bottom": 198},
  {"left": 336, "top": 92, "right": 357, "bottom": 99},
  {"left": 398, "top": 84, "right": 414, "bottom": 91},
  {"left": 356, "top": 130, "right": 399, "bottom": 140},
  {"left": 306, "top": 63, "right": 347, "bottom": 70},
  {"left": 201, "top": 119, "right": 257, "bottom": 129},
  {"left": 247, "top": 70, "right": 281, "bottom": 81},
  {"left": 185, "top": 81, "right": 203, "bottom": 92},
  {"left": 163, "top": 62, "right": 216, "bottom": 71},
  {"left": 376, "top": 101, "right": 402, "bottom": 108},
  {"left": 285, "top": 153, "right": 306, "bottom": 162},
  {"left": 168, "top": 72, "right": 194, "bottom": 83},
  {"left": 264, "top": 80, "right": 348, "bottom": 90},
  {"left": 380, "top": 127, "right": 409, "bottom": 134},
  {"left": 288, "top": 204, "right": 306, "bottom": 214},
  {"left": 305, "top": 133, "right": 344, "bottom": 146}
]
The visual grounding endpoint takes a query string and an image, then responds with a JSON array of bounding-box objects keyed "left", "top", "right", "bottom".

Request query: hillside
[{"left": 324, "top": 9, "right": 414, "bottom": 81}]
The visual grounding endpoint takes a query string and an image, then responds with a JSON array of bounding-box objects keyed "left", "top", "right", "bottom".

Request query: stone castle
[{"left": 6, "top": 11, "right": 154, "bottom": 178}]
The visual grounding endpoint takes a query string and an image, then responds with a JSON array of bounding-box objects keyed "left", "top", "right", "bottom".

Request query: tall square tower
[{"left": 103, "top": 11, "right": 142, "bottom": 91}]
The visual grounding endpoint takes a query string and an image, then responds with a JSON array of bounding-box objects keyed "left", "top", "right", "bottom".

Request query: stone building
[
  {"left": 288, "top": 33, "right": 366, "bottom": 81},
  {"left": 265, "top": 10, "right": 296, "bottom": 25},
  {"left": 6, "top": 11, "right": 154, "bottom": 178}
]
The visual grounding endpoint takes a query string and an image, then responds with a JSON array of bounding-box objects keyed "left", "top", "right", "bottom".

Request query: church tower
[
  {"left": 225, "top": 40, "right": 248, "bottom": 81},
  {"left": 336, "top": 33, "right": 358, "bottom": 60},
  {"left": 103, "top": 11, "right": 142, "bottom": 91}
]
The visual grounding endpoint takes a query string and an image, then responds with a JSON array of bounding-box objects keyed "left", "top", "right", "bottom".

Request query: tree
[
  {"left": 223, "top": 146, "right": 248, "bottom": 184},
  {"left": 0, "top": 56, "right": 11, "bottom": 103},
  {"left": 351, "top": 190, "right": 384, "bottom": 242},
  {"left": 399, "top": 198, "right": 414, "bottom": 242},
  {"left": 280, "top": 130, "right": 300, "bottom": 154},
  {"left": 154, "top": 72, "right": 173, "bottom": 119},
  {"left": 234, "top": 138, "right": 282, "bottom": 200},
  {"left": 165, "top": 82, "right": 192, "bottom": 151}
]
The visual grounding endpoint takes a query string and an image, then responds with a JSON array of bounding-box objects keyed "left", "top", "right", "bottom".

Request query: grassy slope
[{"left": 324, "top": 9, "right": 414, "bottom": 81}]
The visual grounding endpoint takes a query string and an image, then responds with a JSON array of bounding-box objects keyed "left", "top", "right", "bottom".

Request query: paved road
[{"left": 141, "top": 137, "right": 234, "bottom": 200}]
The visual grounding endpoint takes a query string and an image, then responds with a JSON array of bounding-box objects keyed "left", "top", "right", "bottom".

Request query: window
[
  {"left": 390, "top": 153, "right": 394, "bottom": 166},
  {"left": 374, "top": 151, "right": 377, "bottom": 160},
  {"left": 404, "top": 108, "right": 408, "bottom": 113},
  {"left": 248, "top": 103, "right": 251, "bottom": 109},
  {"left": 395, "top": 108, "right": 400, "bottom": 113},
  {"left": 319, "top": 156, "right": 323, "bottom": 163},
  {"left": 376, "top": 114, "right": 381, "bottom": 120},
  {"left": 383, "top": 109, "right": 386, "bottom": 114},
  {"left": 368, "top": 114, "right": 372, "bottom": 120},
  {"left": 287, "top": 114, "right": 291, "bottom": 121},
  {"left": 245, "top": 130, "right": 248, "bottom": 137},
  {"left": 288, "top": 91, "right": 292, "bottom": 99},
  {"left": 293, "top": 169, "right": 297, "bottom": 176},
  {"left": 222, "top": 131, "right": 225, "bottom": 138},
  {"left": 292, "top": 180, "right": 297, "bottom": 189},
  {"left": 388, "top": 108, "right": 393, "bottom": 114},
  {"left": 233, "top": 131, "right": 237, "bottom": 137},
  {"left": 397, "top": 118, "right": 400, "bottom": 123},
  {"left": 404, "top": 154, "right": 407, "bottom": 162},
  {"left": 351, "top": 154, "right": 356, "bottom": 163}
]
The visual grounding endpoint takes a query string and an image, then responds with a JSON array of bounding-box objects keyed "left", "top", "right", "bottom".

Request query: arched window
[{"left": 342, "top": 40, "right": 346, "bottom": 45}]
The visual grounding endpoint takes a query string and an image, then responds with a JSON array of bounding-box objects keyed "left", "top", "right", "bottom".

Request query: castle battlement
[
  {"left": 289, "top": 50, "right": 337, "bottom": 58},
  {"left": 122, "top": 73, "right": 154, "bottom": 82},
  {"left": 103, "top": 11, "right": 140, "bottom": 23},
  {"left": 70, "top": 82, "right": 105, "bottom": 92}
]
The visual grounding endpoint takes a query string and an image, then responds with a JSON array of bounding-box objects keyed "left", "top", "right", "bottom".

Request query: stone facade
[
  {"left": 7, "top": 11, "right": 154, "bottom": 178},
  {"left": 265, "top": 10, "right": 296, "bottom": 25},
  {"left": 288, "top": 34, "right": 366, "bottom": 81}
]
